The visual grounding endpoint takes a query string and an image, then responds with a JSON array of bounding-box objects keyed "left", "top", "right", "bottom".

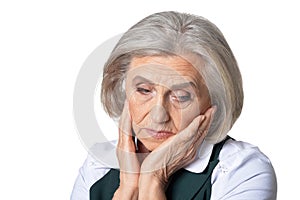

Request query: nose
[
  {"left": 150, "top": 105, "right": 170, "bottom": 123},
  {"left": 149, "top": 96, "right": 170, "bottom": 123}
]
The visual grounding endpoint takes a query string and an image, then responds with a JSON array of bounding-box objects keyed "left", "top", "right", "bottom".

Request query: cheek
[
  {"left": 173, "top": 101, "right": 201, "bottom": 131},
  {"left": 128, "top": 98, "right": 150, "bottom": 124}
]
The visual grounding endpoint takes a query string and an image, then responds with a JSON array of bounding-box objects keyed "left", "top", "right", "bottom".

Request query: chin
[{"left": 139, "top": 139, "right": 164, "bottom": 152}]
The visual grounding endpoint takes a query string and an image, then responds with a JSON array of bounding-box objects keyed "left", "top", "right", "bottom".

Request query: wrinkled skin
[{"left": 113, "top": 56, "right": 215, "bottom": 199}]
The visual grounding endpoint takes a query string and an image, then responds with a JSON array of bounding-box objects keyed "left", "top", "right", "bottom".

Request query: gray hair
[{"left": 101, "top": 11, "right": 243, "bottom": 144}]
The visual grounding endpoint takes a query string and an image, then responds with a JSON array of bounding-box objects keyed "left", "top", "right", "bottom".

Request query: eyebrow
[
  {"left": 132, "top": 75, "right": 196, "bottom": 89},
  {"left": 132, "top": 76, "right": 154, "bottom": 85},
  {"left": 171, "top": 82, "right": 197, "bottom": 90}
]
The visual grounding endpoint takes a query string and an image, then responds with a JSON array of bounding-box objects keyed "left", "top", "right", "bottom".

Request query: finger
[
  {"left": 194, "top": 106, "right": 216, "bottom": 146},
  {"left": 117, "top": 101, "right": 140, "bottom": 173},
  {"left": 198, "top": 106, "right": 216, "bottom": 133},
  {"left": 118, "top": 100, "right": 136, "bottom": 152},
  {"left": 141, "top": 115, "right": 206, "bottom": 174},
  {"left": 174, "top": 114, "right": 206, "bottom": 142}
]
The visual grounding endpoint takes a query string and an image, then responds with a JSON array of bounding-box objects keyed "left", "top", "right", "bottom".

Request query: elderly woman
[{"left": 71, "top": 11, "right": 277, "bottom": 199}]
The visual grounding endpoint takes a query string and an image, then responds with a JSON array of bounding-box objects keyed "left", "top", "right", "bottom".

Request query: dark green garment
[{"left": 90, "top": 136, "right": 230, "bottom": 200}]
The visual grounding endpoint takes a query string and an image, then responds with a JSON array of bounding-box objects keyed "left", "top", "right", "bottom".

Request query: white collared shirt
[{"left": 71, "top": 139, "right": 277, "bottom": 200}]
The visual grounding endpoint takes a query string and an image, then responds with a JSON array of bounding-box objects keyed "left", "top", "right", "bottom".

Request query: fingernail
[
  {"left": 200, "top": 115, "right": 206, "bottom": 122},
  {"left": 211, "top": 105, "right": 217, "bottom": 114}
]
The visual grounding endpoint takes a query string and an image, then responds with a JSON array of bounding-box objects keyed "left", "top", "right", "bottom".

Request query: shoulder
[
  {"left": 219, "top": 138, "right": 273, "bottom": 167},
  {"left": 71, "top": 142, "right": 117, "bottom": 200},
  {"left": 81, "top": 141, "right": 119, "bottom": 187},
  {"left": 211, "top": 139, "right": 277, "bottom": 200},
  {"left": 81, "top": 154, "right": 112, "bottom": 187}
]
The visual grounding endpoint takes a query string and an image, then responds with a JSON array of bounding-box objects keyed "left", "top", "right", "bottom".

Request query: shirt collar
[{"left": 184, "top": 140, "right": 214, "bottom": 173}]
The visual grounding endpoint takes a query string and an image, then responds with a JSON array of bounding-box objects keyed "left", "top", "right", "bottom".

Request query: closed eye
[
  {"left": 137, "top": 87, "right": 151, "bottom": 95},
  {"left": 170, "top": 90, "right": 192, "bottom": 102}
]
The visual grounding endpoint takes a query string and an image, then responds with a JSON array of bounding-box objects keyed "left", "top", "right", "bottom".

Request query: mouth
[{"left": 144, "top": 128, "right": 175, "bottom": 140}]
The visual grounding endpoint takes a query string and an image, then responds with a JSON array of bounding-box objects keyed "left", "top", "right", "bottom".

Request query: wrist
[
  {"left": 113, "top": 186, "right": 138, "bottom": 200},
  {"left": 139, "top": 174, "right": 166, "bottom": 200}
]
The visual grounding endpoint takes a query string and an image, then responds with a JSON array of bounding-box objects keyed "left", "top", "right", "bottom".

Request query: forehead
[{"left": 127, "top": 56, "right": 203, "bottom": 86}]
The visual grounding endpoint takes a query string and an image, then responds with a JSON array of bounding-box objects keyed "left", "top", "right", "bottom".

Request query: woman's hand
[
  {"left": 113, "top": 101, "right": 139, "bottom": 200},
  {"left": 138, "top": 107, "right": 215, "bottom": 198},
  {"left": 113, "top": 103, "right": 215, "bottom": 199}
]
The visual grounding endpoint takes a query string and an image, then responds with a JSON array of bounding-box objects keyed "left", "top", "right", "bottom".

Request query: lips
[{"left": 145, "top": 128, "right": 175, "bottom": 140}]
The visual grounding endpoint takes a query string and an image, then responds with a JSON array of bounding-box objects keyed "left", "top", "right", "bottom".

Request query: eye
[
  {"left": 170, "top": 90, "right": 192, "bottom": 103},
  {"left": 137, "top": 87, "right": 151, "bottom": 95},
  {"left": 136, "top": 83, "right": 153, "bottom": 95}
]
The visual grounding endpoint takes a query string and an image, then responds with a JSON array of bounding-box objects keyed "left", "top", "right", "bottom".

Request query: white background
[{"left": 0, "top": 0, "right": 299, "bottom": 199}]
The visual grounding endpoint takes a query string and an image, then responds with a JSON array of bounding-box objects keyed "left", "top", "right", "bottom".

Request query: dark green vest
[{"left": 90, "top": 136, "right": 230, "bottom": 200}]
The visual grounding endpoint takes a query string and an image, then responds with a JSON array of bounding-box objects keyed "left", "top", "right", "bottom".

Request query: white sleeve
[
  {"left": 70, "top": 154, "right": 111, "bottom": 200},
  {"left": 211, "top": 140, "right": 277, "bottom": 200},
  {"left": 70, "top": 164, "right": 89, "bottom": 200}
]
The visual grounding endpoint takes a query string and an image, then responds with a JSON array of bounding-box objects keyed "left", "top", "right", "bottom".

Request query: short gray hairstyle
[{"left": 101, "top": 11, "right": 243, "bottom": 144}]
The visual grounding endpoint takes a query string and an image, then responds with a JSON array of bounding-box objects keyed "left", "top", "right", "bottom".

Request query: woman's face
[{"left": 125, "top": 56, "right": 211, "bottom": 151}]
